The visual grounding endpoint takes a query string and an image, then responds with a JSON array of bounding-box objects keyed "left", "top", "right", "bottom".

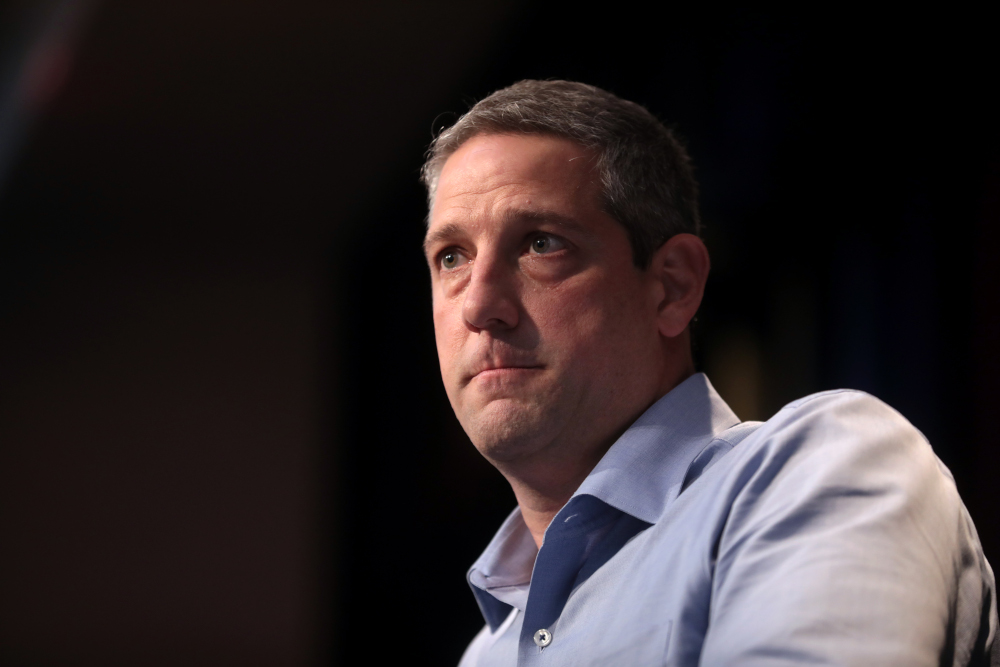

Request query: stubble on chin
[{"left": 459, "top": 396, "right": 558, "bottom": 465}]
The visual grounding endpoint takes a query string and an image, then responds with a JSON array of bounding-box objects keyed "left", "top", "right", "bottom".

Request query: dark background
[{"left": 1, "top": 2, "right": 997, "bottom": 664}]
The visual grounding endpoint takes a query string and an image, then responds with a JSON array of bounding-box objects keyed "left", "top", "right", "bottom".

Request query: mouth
[
  {"left": 468, "top": 365, "right": 544, "bottom": 383},
  {"left": 474, "top": 365, "right": 542, "bottom": 377}
]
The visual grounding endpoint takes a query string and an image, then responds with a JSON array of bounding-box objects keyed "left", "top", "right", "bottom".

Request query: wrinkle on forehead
[
  {"left": 429, "top": 134, "right": 601, "bottom": 228},
  {"left": 444, "top": 135, "right": 595, "bottom": 189}
]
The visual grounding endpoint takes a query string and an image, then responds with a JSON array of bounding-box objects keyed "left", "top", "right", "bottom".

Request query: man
[{"left": 420, "top": 80, "right": 997, "bottom": 666}]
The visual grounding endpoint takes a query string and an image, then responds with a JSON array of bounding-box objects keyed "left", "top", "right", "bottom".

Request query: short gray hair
[{"left": 420, "top": 79, "right": 701, "bottom": 267}]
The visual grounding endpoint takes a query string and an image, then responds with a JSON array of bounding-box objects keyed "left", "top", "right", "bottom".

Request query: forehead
[{"left": 428, "top": 133, "right": 600, "bottom": 228}]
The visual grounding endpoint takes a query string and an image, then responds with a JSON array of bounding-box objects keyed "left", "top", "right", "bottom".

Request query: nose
[{"left": 462, "top": 253, "right": 520, "bottom": 331}]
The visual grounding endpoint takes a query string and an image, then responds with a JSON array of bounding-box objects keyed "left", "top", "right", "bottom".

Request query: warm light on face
[{"left": 425, "top": 133, "right": 667, "bottom": 467}]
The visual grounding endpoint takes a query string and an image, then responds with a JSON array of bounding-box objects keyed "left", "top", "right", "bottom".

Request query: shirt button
[{"left": 533, "top": 628, "right": 552, "bottom": 647}]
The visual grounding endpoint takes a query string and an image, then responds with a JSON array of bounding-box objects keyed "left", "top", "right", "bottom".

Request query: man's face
[{"left": 425, "top": 133, "right": 666, "bottom": 467}]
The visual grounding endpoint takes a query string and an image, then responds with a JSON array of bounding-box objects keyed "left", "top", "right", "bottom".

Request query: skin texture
[{"left": 424, "top": 133, "right": 710, "bottom": 547}]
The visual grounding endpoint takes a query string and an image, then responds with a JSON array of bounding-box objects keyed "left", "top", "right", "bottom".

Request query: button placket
[{"left": 519, "top": 497, "right": 623, "bottom": 662}]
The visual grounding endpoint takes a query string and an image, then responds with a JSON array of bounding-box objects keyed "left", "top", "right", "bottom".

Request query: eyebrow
[
  {"left": 422, "top": 223, "right": 465, "bottom": 257},
  {"left": 422, "top": 208, "right": 588, "bottom": 257},
  {"left": 501, "top": 207, "right": 586, "bottom": 231}
]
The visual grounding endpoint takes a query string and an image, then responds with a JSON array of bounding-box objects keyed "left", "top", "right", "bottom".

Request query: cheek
[
  {"left": 432, "top": 298, "right": 464, "bottom": 375},
  {"left": 539, "top": 278, "right": 651, "bottom": 354}
]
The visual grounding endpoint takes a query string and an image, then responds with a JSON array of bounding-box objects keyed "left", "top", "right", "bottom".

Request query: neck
[
  {"left": 499, "top": 359, "right": 695, "bottom": 548},
  {"left": 513, "top": 487, "right": 574, "bottom": 550},
  {"left": 503, "top": 451, "right": 604, "bottom": 548}
]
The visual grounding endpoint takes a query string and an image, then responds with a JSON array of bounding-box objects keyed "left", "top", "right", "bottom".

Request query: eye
[
  {"left": 439, "top": 249, "right": 468, "bottom": 270},
  {"left": 528, "top": 234, "right": 565, "bottom": 255}
]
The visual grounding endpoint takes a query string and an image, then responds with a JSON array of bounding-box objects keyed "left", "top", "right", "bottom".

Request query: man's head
[
  {"left": 422, "top": 80, "right": 701, "bottom": 268},
  {"left": 421, "top": 81, "right": 709, "bottom": 491}
]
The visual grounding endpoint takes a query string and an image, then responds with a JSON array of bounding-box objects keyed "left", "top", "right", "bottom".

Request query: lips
[
  {"left": 467, "top": 360, "right": 544, "bottom": 383},
  {"left": 473, "top": 365, "right": 542, "bottom": 377}
]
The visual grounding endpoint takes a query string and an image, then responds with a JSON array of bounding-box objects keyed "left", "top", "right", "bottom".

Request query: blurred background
[{"left": 1, "top": 1, "right": 997, "bottom": 664}]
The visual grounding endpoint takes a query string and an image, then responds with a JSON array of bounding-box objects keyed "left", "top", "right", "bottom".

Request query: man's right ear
[{"left": 650, "top": 233, "right": 710, "bottom": 339}]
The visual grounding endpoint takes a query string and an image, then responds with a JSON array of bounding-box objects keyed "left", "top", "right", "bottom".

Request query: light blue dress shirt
[{"left": 459, "top": 374, "right": 997, "bottom": 666}]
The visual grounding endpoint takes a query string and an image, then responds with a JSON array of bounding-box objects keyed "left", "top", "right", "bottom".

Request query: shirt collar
[
  {"left": 466, "top": 372, "right": 738, "bottom": 630},
  {"left": 467, "top": 507, "right": 537, "bottom": 630},
  {"left": 572, "top": 372, "right": 740, "bottom": 524}
]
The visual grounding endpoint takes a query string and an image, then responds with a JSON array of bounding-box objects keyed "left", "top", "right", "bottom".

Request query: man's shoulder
[
  {"left": 774, "top": 386, "right": 905, "bottom": 418},
  {"left": 687, "top": 388, "right": 997, "bottom": 666},
  {"left": 698, "top": 387, "right": 957, "bottom": 518},
  {"left": 742, "top": 387, "right": 939, "bottom": 465},
  {"left": 672, "top": 387, "right": 946, "bottom": 511}
]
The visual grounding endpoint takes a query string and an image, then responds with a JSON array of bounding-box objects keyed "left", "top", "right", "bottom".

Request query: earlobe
[{"left": 652, "top": 233, "right": 710, "bottom": 339}]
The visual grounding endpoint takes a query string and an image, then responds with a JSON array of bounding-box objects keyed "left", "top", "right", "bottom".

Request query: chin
[{"left": 461, "top": 399, "right": 554, "bottom": 464}]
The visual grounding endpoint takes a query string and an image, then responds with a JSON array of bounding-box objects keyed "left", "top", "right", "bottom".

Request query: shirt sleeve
[{"left": 699, "top": 390, "right": 997, "bottom": 667}]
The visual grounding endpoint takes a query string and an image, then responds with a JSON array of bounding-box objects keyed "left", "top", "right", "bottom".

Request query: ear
[{"left": 649, "top": 233, "right": 710, "bottom": 339}]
